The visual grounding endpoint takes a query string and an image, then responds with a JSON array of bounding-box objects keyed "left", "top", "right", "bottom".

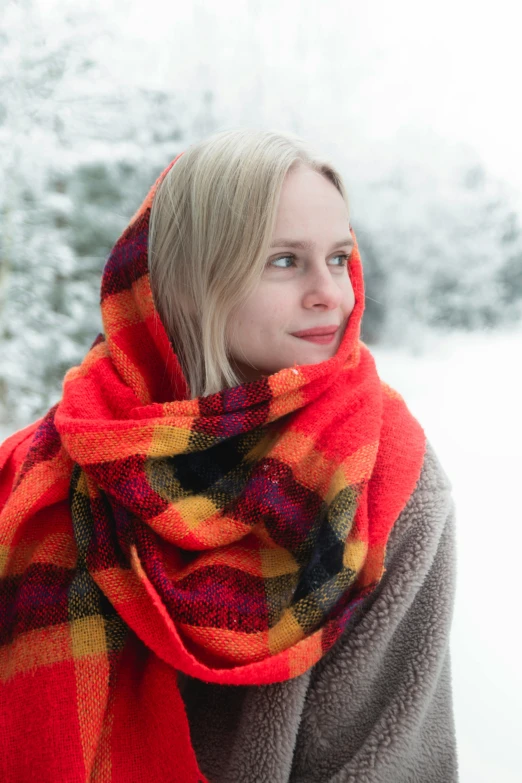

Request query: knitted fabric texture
[{"left": 0, "top": 153, "right": 426, "bottom": 782}]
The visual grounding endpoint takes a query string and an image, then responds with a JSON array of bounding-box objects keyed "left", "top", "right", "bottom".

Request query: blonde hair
[{"left": 148, "top": 127, "right": 350, "bottom": 398}]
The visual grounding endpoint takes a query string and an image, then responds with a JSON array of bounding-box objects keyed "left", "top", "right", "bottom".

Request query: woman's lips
[
  {"left": 291, "top": 326, "right": 339, "bottom": 344},
  {"left": 295, "top": 333, "right": 336, "bottom": 344}
]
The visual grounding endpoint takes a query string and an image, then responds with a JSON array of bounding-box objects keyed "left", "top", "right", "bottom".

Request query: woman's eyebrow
[{"left": 270, "top": 237, "right": 354, "bottom": 251}]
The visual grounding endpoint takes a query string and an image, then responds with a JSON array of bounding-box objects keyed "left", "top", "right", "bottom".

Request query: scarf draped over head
[{"left": 0, "top": 153, "right": 426, "bottom": 782}]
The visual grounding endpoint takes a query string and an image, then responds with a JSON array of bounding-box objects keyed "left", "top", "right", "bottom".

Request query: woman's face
[{"left": 227, "top": 164, "right": 355, "bottom": 382}]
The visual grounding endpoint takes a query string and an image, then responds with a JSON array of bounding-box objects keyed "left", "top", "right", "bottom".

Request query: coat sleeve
[{"left": 289, "top": 439, "right": 459, "bottom": 783}]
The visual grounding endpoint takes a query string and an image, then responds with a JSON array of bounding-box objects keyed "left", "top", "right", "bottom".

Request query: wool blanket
[{"left": 0, "top": 154, "right": 426, "bottom": 782}]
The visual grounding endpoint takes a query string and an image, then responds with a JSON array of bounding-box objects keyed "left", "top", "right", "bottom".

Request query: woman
[{"left": 0, "top": 128, "right": 458, "bottom": 782}]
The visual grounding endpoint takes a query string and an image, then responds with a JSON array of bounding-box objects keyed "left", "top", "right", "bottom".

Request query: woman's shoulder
[
  {"left": 382, "top": 438, "right": 454, "bottom": 569},
  {"left": 416, "top": 438, "right": 453, "bottom": 495}
]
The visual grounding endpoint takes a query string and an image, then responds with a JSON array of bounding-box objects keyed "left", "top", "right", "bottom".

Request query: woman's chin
[
  {"left": 232, "top": 347, "right": 337, "bottom": 382},
  {"left": 273, "top": 348, "right": 336, "bottom": 373},
  {"left": 295, "top": 345, "right": 337, "bottom": 366}
]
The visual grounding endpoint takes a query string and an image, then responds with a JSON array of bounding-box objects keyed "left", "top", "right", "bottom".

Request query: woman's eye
[
  {"left": 268, "top": 253, "right": 348, "bottom": 270},
  {"left": 329, "top": 254, "right": 349, "bottom": 267},
  {"left": 270, "top": 256, "right": 294, "bottom": 268}
]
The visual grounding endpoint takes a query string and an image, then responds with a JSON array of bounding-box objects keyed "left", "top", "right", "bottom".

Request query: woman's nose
[{"left": 302, "top": 266, "right": 343, "bottom": 309}]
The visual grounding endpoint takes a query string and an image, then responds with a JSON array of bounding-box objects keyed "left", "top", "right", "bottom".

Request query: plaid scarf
[{"left": 0, "top": 154, "right": 426, "bottom": 782}]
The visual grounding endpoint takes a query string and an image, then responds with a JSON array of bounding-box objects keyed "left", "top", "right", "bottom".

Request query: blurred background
[{"left": 1, "top": 0, "right": 521, "bottom": 779}]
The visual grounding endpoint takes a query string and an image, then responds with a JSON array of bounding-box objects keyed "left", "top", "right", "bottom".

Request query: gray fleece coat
[{"left": 178, "top": 440, "right": 459, "bottom": 782}]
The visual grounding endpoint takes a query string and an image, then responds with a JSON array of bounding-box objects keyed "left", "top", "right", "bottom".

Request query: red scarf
[{"left": 0, "top": 154, "right": 426, "bottom": 782}]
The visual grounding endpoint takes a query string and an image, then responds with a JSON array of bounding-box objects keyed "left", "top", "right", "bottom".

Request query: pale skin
[{"left": 227, "top": 164, "right": 356, "bottom": 382}]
